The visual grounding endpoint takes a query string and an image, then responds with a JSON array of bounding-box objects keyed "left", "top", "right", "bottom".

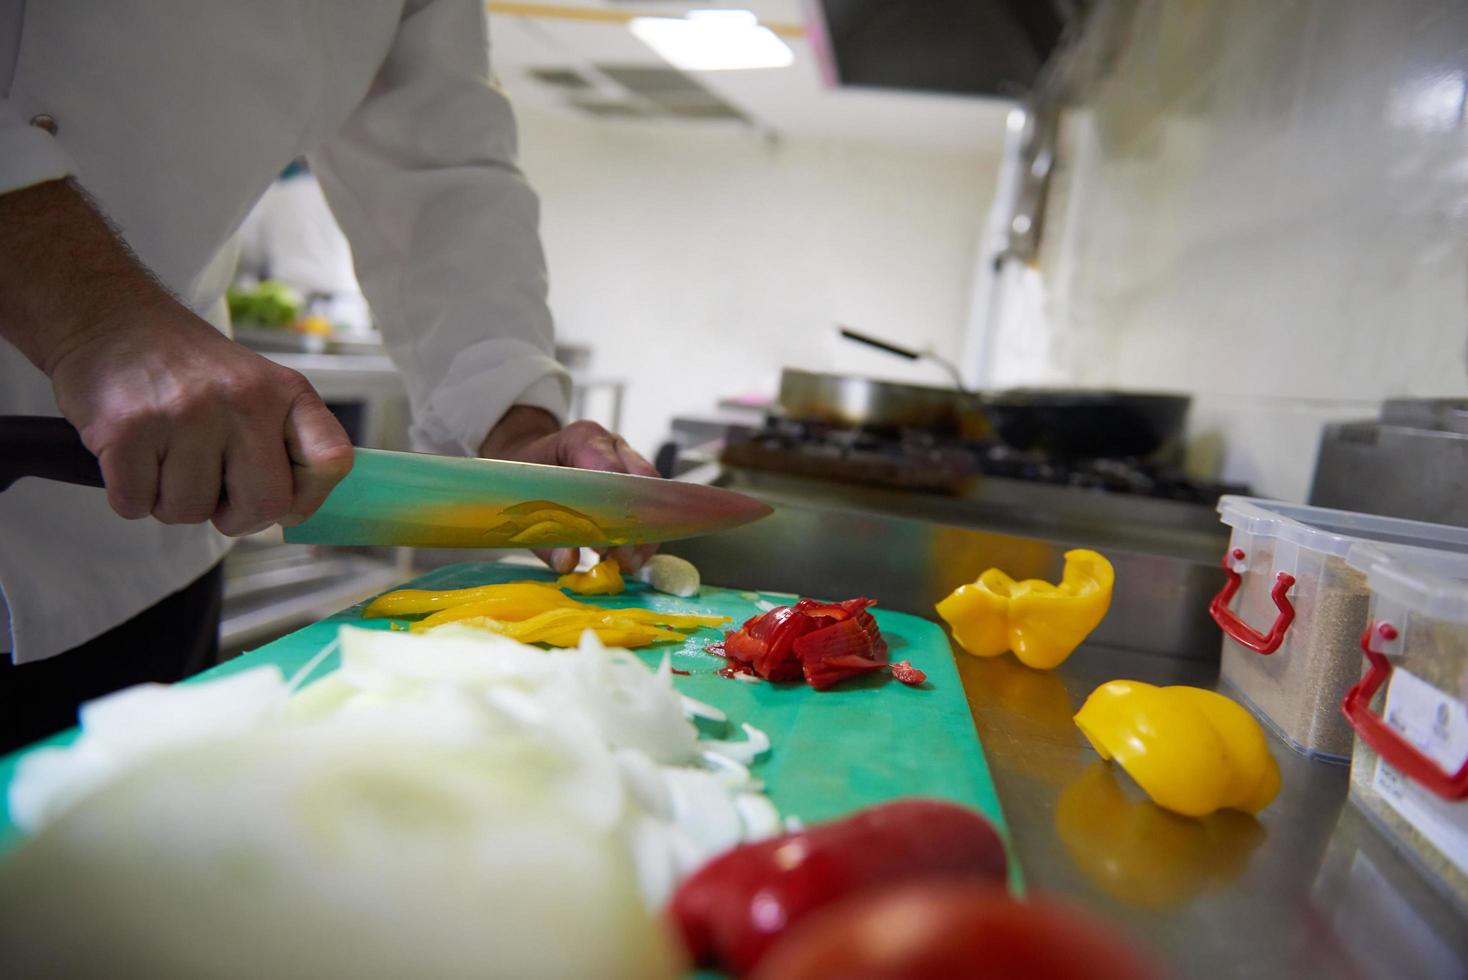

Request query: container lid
[
  {"left": 1350, "top": 541, "right": 1468, "bottom": 623},
  {"left": 1217, "top": 496, "right": 1468, "bottom": 559}
]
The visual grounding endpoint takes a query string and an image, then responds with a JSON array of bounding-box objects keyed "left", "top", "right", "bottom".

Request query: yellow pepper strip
[
  {"left": 601, "top": 609, "right": 727, "bottom": 630},
  {"left": 363, "top": 581, "right": 569, "bottom": 619},
  {"left": 367, "top": 575, "right": 727, "bottom": 648},
  {"left": 557, "top": 559, "right": 625, "bottom": 595},
  {"left": 935, "top": 549, "right": 1114, "bottom": 669},
  {"left": 431, "top": 610, "right": 686, "bottom": 648},
  {"left": 1073, "top": 680, "right": 1281, "bottom": 818},
  {"left": 407, "top": 593, "right": 726, "bottom": 634}
]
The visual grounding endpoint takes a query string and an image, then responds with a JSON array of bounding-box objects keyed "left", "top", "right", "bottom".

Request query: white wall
[
  {"left": 983, "top": 0, "right": 1468, "bottom": 501},
  {"left": 515, "top": 108, "right": 1002, "bottom": 456}
]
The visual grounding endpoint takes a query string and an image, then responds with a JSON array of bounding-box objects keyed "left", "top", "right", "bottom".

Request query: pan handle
[
  {"left": 0, "top": 416, "right": 105, "bottom": 492},
  {"left": 836, "top": 326, "right": 969, "bottom": 394},
  {"left": 837, "top": 326, "right": 921, "bottom": 360}
]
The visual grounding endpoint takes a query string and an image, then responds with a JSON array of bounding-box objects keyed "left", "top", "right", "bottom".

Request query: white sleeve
[
  {"left": 308, "top": 0, "right": 570, "bottom": 457},
  {"left": 0, "top": 98, "right": 75, "bottom": 195}
]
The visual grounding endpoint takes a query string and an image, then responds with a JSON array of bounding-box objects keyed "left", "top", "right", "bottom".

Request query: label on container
[{"left": 1372, "top": 668, "right": 1468, "bottom": 876}]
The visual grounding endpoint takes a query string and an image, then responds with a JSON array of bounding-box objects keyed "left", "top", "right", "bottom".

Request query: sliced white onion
[
  {"left": 7, "top": 616, "right": 781, "bottom": 925},
  {"left": 735, "top": 792, "right": 783, "bottom": 841},
  {"left": 9, "top": 666, "right": 288, "bottom": 833},
  {"left": 700, "top": 722, "right": 771, "bottom": 767},
  {"left": 680, "top": 694, "right": 727, "bottom": 723}
]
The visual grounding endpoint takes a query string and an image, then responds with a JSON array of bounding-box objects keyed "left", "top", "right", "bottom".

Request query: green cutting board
[{"left": 0, "top": 563, "right": 1013, "bottom": 883}]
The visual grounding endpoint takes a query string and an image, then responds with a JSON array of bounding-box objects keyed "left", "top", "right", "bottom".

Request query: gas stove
[{"left": 717, "top": 417, "right": 1246, "bottom": 506}]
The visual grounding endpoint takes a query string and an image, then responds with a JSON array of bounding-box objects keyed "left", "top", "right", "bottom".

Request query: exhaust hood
[{"left": 811, "top": 0, "right": 1084, "bottom": 98}]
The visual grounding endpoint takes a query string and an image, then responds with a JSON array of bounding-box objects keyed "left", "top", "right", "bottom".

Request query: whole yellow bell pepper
[
  {"left": 935, "top": 549, "right": 1113, "bottom": 669},
  {"left": 558, "top": 559, "right": 625, "bottom": 596},
  {"left": 1073, "top": 680, "right": 1281, "bottom": 818}
]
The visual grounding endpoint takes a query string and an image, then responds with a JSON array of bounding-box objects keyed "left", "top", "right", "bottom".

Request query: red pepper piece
[
  {"left": 792, "top": 618, "right": 888, "bottom": 690},
  {"left": 724, "top": 605, "right": 818, "bottom": 682},
  {"left": 891, "top": 661, "right": 927, "bottom": 686},
  {"left": 722, "top": 597, "right": 889, "bottom": 689},
  {"left": 668, "top": 798, "right": 1008, "bottom": 976}
]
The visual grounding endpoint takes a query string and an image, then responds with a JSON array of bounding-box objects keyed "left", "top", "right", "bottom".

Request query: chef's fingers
[
  {"left": 153, "top": 432, "right": 225, "bottom": 525},
  {"left": 278, "top": 392, "right": 354, "bottom": 527},
  {"left": 608, "top": 437, "right": 659, "bottom": 572},
  {"left": 611, "top": 437, "right": 659, "bottom": 479},
  {"left": 211, "top": 426, "right": 295, "bottom": 536},
  {"left": 531, "top": 547, "right": 580, "bottom": 574},
  {"left": 604, "top": 543, "right": 658, "bottom": 573},
  {"left": 90, "top": 426, "right": 162, "bottom": 520}
]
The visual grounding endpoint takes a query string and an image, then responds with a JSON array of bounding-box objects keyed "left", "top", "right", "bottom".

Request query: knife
[{"left": 0, "top": 415, "right": 772, "bottom": 548}]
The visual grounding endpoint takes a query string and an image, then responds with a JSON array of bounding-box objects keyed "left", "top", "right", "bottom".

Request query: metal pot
[{"left": 777, "top": 369, "right": 989, "bottom": 435}]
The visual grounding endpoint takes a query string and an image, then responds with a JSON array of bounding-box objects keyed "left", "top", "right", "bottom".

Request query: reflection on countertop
[{"left": 957, "top": 645, "right": 1468, "bottom": 980}]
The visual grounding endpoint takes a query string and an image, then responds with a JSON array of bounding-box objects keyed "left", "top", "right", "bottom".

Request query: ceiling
[{"left": 486, "top": 1, "right": 1015, "bottom": 150}]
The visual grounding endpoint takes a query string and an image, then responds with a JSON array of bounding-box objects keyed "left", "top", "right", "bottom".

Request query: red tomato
[
  {"left": 747, "top": 883, "right": 1166, "bottom": 980},
  {"left": 669, "top": 799, "right": 1007, "bottom": 976}
]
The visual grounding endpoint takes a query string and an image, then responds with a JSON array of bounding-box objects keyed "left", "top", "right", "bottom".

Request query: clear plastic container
[
  {"left": 1342, "top": 545, "right": 1468, "bottom": 911},
  {"left": 1211, "top": 497, "right": 1468, "bottom": 762}
]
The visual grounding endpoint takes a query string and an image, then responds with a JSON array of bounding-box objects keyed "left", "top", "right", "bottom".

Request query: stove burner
[{"left": 720, "top": 418, "right": 1247, "bottom": 505}]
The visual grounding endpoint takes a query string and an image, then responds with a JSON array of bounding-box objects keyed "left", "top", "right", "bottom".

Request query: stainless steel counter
[
  {"left": 963, "top": 646, "right": 1467, "bottom": 979},
  {"left": 665, "top": 484, "right": 1468, "bottom": 979}
]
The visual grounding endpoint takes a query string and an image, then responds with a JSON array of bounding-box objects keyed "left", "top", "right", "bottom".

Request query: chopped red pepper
[
  {"left": 890, "top": 660, "right": 927, "bottom": 686},
  {"left": 670, "top": 667, "right": 691, "bottom": 676},
  {"left": 716, "top": 596, "right": 890, "bottom": 690}
]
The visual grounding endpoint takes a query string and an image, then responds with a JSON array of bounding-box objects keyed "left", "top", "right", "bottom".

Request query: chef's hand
[
  {"left": 478, "top": 406, "right": 659, "bottom": 574},
  {"left": 49, "top": 301, "right": 355, "bottom": 535},
  {"left": 0, "top": 179, "right": 355, "bottom": 536}
]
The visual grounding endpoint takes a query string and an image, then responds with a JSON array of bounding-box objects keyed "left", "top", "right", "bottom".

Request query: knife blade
[
  {"left": 0, "top": 415, "right": 772, "bottom": 548},
  {"left": 281, "top": 446, "right": 771, "bottom": 547}
]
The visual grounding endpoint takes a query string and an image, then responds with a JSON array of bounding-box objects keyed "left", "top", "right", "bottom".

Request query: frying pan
[
  {"left": 983, "top": 389, "right": 1190, "bottom": 459},
  {"left": 776, "top": 368, "right": 988, "bottom": 434},
  {"left": 822, "top": 327, "right": 1190, "bottom": 458}
]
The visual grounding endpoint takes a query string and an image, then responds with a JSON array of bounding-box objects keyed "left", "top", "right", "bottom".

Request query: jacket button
[{"left": 29, "top": 113, "right": 57, "bottom": 135}]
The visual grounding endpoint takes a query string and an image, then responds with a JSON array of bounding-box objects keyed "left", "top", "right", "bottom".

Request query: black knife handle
[{"left": 0, "top": 416, "right": 105, "bottom": 492}]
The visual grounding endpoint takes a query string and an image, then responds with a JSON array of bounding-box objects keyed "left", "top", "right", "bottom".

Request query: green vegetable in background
[{"left": 227, "top": 279, "right": 302, "bottom": 328}]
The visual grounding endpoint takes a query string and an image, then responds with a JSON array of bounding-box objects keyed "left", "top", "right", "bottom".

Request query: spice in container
[
  {"left": 1344, "top": 545, "right": 1468, "bottom": 912},
  {"left": 1212, "top": 498, "right": 1468, "bottom": 763}
]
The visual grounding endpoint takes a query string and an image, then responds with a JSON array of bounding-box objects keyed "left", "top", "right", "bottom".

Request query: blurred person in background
[{"left": 235, "top": 158, "right": 373, "bottom": 338}]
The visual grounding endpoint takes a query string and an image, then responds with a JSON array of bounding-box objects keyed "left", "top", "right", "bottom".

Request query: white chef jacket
[{"left": 0, "top": 0, "right": 571, "bottom": 664}]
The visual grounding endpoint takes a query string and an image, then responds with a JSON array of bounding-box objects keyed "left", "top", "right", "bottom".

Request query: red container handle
[
  {"left": 1209, "top": 548, "right": 1297, "bottom": 654},
  {"left": 1341, "top": 622, "right": 1468, "bottom": 801}
]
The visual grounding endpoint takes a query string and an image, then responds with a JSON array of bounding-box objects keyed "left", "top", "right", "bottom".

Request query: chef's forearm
[{"left": 0, "top": 178, "right": 172, "bottom": 376}]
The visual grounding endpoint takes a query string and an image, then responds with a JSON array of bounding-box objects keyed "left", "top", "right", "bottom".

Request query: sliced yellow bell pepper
[
  {"left": 558, "top": 559, "right": 625, "bottom": 595},
  {"left": 363, "top": 581, "right": 571, "bottom": 619},
  {"left": 1073, "top": 680, "right": 1281, "bottom": 818},
  {"left": 935, "top": 549, "right": 1113, "bottom": 669},
  {"left": 435, "top": 609, "right": 686, "bottom": 648},
  {"left": 367, "top": 574, "right": 727, "bottom": 647}
]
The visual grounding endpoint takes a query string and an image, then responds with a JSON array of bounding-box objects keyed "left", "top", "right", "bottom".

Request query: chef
[{"left": 0, "top": 1, "right": 655, "bottom": 752}]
